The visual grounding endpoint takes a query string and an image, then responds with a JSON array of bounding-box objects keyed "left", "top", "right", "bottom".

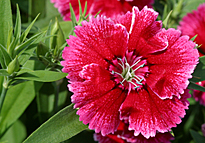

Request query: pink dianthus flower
[
  {"left": 178, "top": 3, "right": 205, "bottom": 106},
  {"left": 61, "top": 6, "right": 199, "bottom": 138},
  {"left": 51, "top": 0, "right": 154, "bottom": 21},
  {"left": 94, "top": 121, "right": 174, "bottom": 143},
  {"left": 178, "top": 3, "right": 205, "bottom": 54}
]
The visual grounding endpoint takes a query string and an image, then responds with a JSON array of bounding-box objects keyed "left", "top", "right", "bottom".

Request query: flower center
[{"left": 109, "top": 52, "right": 149, "bottom": 92}]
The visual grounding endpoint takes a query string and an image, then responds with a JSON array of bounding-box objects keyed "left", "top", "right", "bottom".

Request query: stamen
[
  {"left": 130, "top": 81, "right": 140, "bottom": 89},
  {"left": 111, "top": 55, "right": 148, "bottom": 91},
  {"left": 132, "top": 78, "right": 143, "bottom": 85},
  {"left": 118, "top": 63, "right": 124, "bottom": 69},
  {"left": 133, "top": 63, "right": 145, "bottom": 72},
  {"left": 112, "top": 71, "right": 124, "bottom": 78},
  {"left": 124, "top": 57, "right": 128, "bottom": 64},
  {"left": 117, "top": 58, "right": 125, "bottom": 68},
  {"left": 130, "top": 59, "right": 141, "bottom": 68},
  {"left": 134, "top": 75, "right": 143, "bottom": 81},
  {"left": 120, "top": 78, "right": 126, "bottom": 85}
]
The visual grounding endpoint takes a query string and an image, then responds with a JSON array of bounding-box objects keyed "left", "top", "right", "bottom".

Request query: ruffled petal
[
  {"left": 61, "top": 15, "right": 128, "bottom": 81},
  {"left": 119, "top": 87, "right": 190, "bottom": 139},
  {"left": 127, "top": 6, "right": 167, "bottom": 55},
  {"left": 70, "top": 64, "right": 126, "bottom": 136},
  {"left": 75, "top": 15, "right": 128, "bottom": 59},
  {"left": 61, "top": 37, "right": 108, "bottom": 81},
  {"left": 146, "top": 28, "right": 199, "bottom": 99},
  {"left": 116, "top": 11, "right": 132, "bottom": 32}
]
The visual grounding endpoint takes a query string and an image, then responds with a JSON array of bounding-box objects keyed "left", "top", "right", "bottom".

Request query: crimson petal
[
  {"left": 70, "top": 64, "right": 126, "bottom": 136},
  {"left": 119, "top": 87, "right": 190, "bottom": 139},
  {"left": 127, "top": 7, "right": 167, "bottom": 55},
  {"left": 146, "top": 28, "right": 199, "bottom": 99}
]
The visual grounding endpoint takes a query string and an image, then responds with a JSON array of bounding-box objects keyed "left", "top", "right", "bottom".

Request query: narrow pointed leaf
[
  {"left": 45, "top": 20, "right": 52, "bottom": 47},
  {"left": 18, "top": 32, "right": 46, "bottom": 65},
  {"left": 7, "top": 26, "right": 13, "bottom": 49},
  {"left": 8, "top": 36, "right": 19, "bottom": 58},
  {"left": 15, "top": 70, "right": 67, "bottom": 82},
  {"left": 188, "top": 81, "right": 205, "bottom": 92},
  {"left": 20, "top": 14, "right": 40, "bottom": 43},
  {"left": 23, "top": 104, "right": 87, "bottom": 143},
  {"left": 0, "top": 51, "right": 6, "bottom": 69},
  {"left": 162, "top": 10, "right": 172, "bottom": 28},
  {"left": 0, "top": 0, "right": 12, "bottom": 47},
  {"left": 0, "top": 69, "right": 10, "bottom": 76},
  {"left": 69, "top": 3, "right": 77, "bottom": 27},
  {"left": 15, "top": 32, "right": 44, "bottom": 55},
  {"left": 78, "top": 0, "right": 82, "bottom": 16},
  {"left": 0, "top": 44, "right": 11, "bottom": 68},
  {"left": 83, "top": 1, "right": 87, "bottom": 17},
  {"left": 13, "top": 5, "right": 21, "bottom": 40},
  {"left": 190, "top": 35, "right": 198, "bottom": 41}
]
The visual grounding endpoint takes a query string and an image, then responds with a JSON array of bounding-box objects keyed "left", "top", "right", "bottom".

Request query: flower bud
[{"left": 7, "top": 56, "right": 20, "bottom": 75}]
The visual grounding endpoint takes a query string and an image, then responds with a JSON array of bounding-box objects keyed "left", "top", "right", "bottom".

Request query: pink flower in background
[
  {"left": 202, "top": 123, "right": 205, "bottom": 137},
  {"left": 178, "top": 3, "right": 205, "bottom": 106},
  {"left": 178, "top": 3, "right": 205, "bottom": 54},
  {"left": 51, "top": 0, "right": 154, "bottom": 20},
  {"left": 193, "top": 81, "right": 205, "bottom": 106},
  {"left": 94, "top": 121, "right": 174, "bottom": 143},
  {"left": 61, "top": 6, "right": 198, "bottom": 139}
]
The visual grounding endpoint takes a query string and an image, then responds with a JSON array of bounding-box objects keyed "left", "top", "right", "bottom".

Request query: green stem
[{"left": 0, "top": 77, "right": 9, "bottom": 114}]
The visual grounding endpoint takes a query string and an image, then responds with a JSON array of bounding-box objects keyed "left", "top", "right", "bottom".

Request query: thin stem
[{"left": 0, "top": 77, "right": 9, "bottom": 114}]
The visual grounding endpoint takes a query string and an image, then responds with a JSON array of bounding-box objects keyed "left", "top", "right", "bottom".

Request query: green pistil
[{"left": 112, "top": 57, "right": 145, "bottom": 89}]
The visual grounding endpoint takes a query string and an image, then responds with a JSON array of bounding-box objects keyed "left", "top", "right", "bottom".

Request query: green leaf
[
  {"left": 45, "top": 20, "right": 52, "bottom": 47},
  {"left": 13, "top": 5, "right": 21, "bottom": 40},
  {"left": 15, "top": 70, "right": 67, "bottom": 82},
  {"left": 8, "top": 37, "right": 19, "bottom": 58},
  {"left": 190, "top": 130, "right": 205, "bottom": 143},
  {"left": 18, "top": 44, "right": 37, "bottom": 66},
  {"left": 15, "top": 32, "right": 44, "bottom": 55},
  {"left": 0, "top": 69, "right": 10, "bottom": 76},
  {"left": 78, "top": 0, "right": 83, "bottom": 17},
  {"left": 190, "top": 35, "right": 198, "bottom": 41},
  {"left": 69, "top": 3, "right": 77, "bottom": 28},
  {"left": 83, "top": 1, "right": 87, "bottom": 17},
  {"left": 188, "top": 81, "right": 205, "bottom": 92},
  {"left": 0, "top": 0, "right": 13, "bottom": 48},
  {"left": 18, "top": 32, "right": 47, "bottom": 66},
  {"left": 0, "top": 44, "right": 12, "bottom": 68},
  {"left": 190, "top": 56, "right": 205, "bottom": 82},
  {"left": 162, "top": 10, "right": 172, "bottom": 28},
  {"left": 23, "top": 104, "right": 87, "bottom": 143},
  {"left": 20, "top": 14, "right": 40, "bottom": 43},
  {"left": 0, "top": 120, "right": 27, "bottom": 143},
  {"left": 0, "top": 81, "right": 39, "bottom": 137}
]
